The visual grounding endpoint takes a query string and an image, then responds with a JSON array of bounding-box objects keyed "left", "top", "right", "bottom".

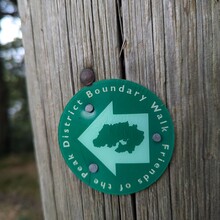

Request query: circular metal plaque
[{"left": 58, "top": 79, "right": 175, "bottom": 195}]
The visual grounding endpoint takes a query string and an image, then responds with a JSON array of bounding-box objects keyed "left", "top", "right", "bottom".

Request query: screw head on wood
[
  {"left": 80, "top": 68, "right": 95, "bottom": 86},
  {"left": 89, "top": 164, "right": 99, "bottom": 173},
  {"left": 152, "top": 133, "right": 162, "bottom": 142},
  {"left": 85, "top": 104, "right": 94, "bottom": 113}
]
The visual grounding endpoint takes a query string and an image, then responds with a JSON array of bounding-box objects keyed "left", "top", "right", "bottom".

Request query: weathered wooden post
[{"left": 18, "top": 0, "right": 220, "bottom": 219}]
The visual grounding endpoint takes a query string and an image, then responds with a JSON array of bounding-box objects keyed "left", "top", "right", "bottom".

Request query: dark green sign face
[{"left": 58, "top": 79, "right": 174, "bottom": 195}]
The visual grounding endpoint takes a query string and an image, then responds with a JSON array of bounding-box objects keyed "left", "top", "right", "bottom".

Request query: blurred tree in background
[
  {"left": 0, "top": 49, "right": 9, "bottom": 154},
  {"left": 0, "top": 2, "right": 43, "bottom": 219},
  {"left": 0, "top": 0, "right": 33, "bottom": 156}
]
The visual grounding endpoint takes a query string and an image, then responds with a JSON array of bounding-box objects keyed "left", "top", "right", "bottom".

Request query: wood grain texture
[{"left": 18, "top": 0, "right": 220, "bottom": 219}]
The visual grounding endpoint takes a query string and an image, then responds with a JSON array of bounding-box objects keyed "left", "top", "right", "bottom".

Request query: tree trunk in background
[
  {"left": 0, "top": 59, "right": 9, "bottom": 155},
  {"left": 18, "top": 0, "right": 220, "bottom": 219}
]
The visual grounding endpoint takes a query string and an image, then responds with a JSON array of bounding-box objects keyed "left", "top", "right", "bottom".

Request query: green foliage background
[
  {"left": 0, "top": 0, "right": 33, "bottom": 155},
  {"left": 0, "top": 1, "right": 42, "bottom": 219}
]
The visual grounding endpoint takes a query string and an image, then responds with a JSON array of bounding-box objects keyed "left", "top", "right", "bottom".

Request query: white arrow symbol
[{"left": 78, "top": 102, "right": 150, "bottom": 176}]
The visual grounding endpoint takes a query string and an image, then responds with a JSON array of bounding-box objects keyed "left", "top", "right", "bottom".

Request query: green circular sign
[{"left": 58, "top": 79, "right": 174, "bottom": 195}]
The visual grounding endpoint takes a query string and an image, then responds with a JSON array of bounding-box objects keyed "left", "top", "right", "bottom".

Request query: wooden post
[{"left": 18, "top": 0, "right": 220, "bottom": 219}]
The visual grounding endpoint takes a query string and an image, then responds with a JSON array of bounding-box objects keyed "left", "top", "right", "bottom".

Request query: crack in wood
[{"left": 116, "top": 0, "right": 126, "bottom": 79}]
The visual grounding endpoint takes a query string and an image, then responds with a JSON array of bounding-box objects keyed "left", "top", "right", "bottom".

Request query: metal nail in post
[
  {"left": 152, "top": 133, "right": 162, "bottom": 142},
  {"left": 80, "top": 68, "right": 95, "bottom": 86},
  {"left": 85, "top": 104, "right": 94, "bottom": 113},
  {"left": 89, "top": 164, "right": 99, "bottom": 173}
]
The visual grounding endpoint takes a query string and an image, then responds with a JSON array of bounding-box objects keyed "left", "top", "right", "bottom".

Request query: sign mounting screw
[
  {"left": 152, "top": 133, "right": 162, "bottom": 142},
  {"left": 85, "top": 104, "right": 94, "bottom": 113},
  {"left": 80, "top": 68, "right": 95, "bottom": 86},
  {"left": 89, "top": 164, "right": 99, "bottom": 173}
]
